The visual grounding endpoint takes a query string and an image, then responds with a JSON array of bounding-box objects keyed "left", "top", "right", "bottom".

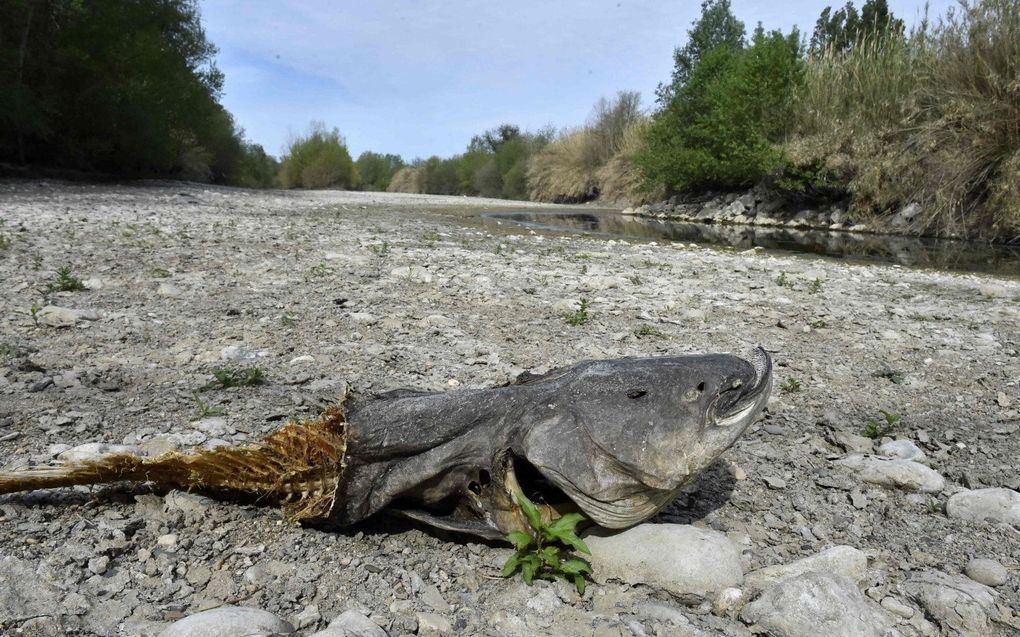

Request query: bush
[
  {"left": 639, "top": 27, "right": 802, "bottom": 193},
  {"left": 355, "top": 151, "right": 405, "bottom": 191},
  {"left": 279, "top": 123, "right": 357, "bottom": 189},
  {"left": 387, "top": 166, "right": 423, "bottom": 193}
]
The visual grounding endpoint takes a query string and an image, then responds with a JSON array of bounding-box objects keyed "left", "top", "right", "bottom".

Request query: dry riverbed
[{"left": 0, "top": 181, "right": 1018, "bottom": 637}]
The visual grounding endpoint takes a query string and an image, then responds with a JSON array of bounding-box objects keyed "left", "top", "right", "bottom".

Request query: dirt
[{"left": 0, "top": 180, "right": 1017, "bottom": 636}]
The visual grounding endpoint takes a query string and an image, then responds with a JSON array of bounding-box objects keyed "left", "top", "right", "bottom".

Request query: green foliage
[
  {"left": 780, "top": 378, "right": 802, "bottom": 393},
  {"left": 0, "top": 0, "right": 266, "bottom": 184},
  {"left": 633, "top": 325, "right": 664, "bottom": 339},
  {"left": 809, "top": 0, "right": 904, "bottom": 53},
  {"left": 29, "top": 302, "right": 41, "bottom": 326},
  {"left": 355, "top": 151, "right": 405, "bottom": 191},
  {"left": 657, "top": 0, "right": 746, "bottom": 104},
  {"left": 640, "top": 26, "right": 803, "bottom": 193},
  {"left": 193, "top": 394, "right": 225, "bottom": 419},
  {"left": 204, "top": 366, "right": 265, "bottom": 390},
  {"left": 809, "top": 278, "right": 824, "bottom": 294},
  {"left": 280, "top": 123, "right": 357, "bottom": 189},
  {"left": 872, "top": 365, "right": 904, "bottom": 384},
  {"left": 46, "top": 266, "right": 85, "bottom": 293},
  {"left": 501, "top": 491, "right": 592, "bottom": 595},
  {"left": 0, "top": 234, "right": 10, "bottom": 250},
  {"left": 563, "top": 298, "right": 592, "bottom": 326},
  {"left": 863, "top": 409, "right": 899, "bottom": 438},
  {"left": 774, "top": 272, "right": 789, "bottom": 287}
]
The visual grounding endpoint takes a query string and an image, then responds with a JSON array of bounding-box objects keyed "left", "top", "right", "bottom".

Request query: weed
[
  {"left": 369, "top": 241, "right": 391, "bottom": 256},
  {"left": 780, "top": 378, "right": 802, "bottom": 393},
  {"left": 193, "top": 394, "right": 226, "bottom": 419},
  {"left": 810, "top": 319, "right": 828, "bottom": 328},
  {"left": 864, "top": 410, "right": 900, "bottom": 439},
  {"left": 280, "top": 314, "right": 298, "bottom": 326},
  {"left": 204, "top": 366, "right": 265, "bottom": 390},
  {"left": 872, "top": 365, "right": 905, "bottom": 384},
  {"left": 563, "top": 298, "right": 592, "bottom": 326},
  {"left": 47, "top": 266, "right": 85, "bottom": 293},
  {"left": 627, "top": 274, "right": 642, "bottom": 285},
  {"left": 29, "top": 302, "right": 41, "bottom": 326},
  {"left": 307, "top": 261, "right": 335, "bottom": 279},
  {"left": 422, "top": 230, "right": 441, "bottom": 242},
  {"left": 579, "top": 264, "right": 588, "bottom": 275},
  {"left": 501, "top": 491, "right": 593, "bottom": 595},
  {"left": 633, "top": 325, "right": 664, "bottom": 338},
  {"left": 775, "top": 272, "right": 789, "bottom": 287},
  {"left": 809, "top": 278, "right": 823, "bottom": 294},
  {"left": 0, "top": 234, "right": 10, "bottom": 250},
  {"left": 150, "top": 267, "right": 172, "bottom": 278}
]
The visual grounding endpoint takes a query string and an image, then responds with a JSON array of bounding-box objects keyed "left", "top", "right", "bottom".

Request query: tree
[
  {"left": 279, "top": 123, "right": 357, "bottom": 189},
  {"left": 810, "top": 0, "right": 904, "bottom": 53},
  {"left": 355, "top": 151, "right": 405, "bottom": 191},
  {"left": 656, "top": 0, "right": 746, "bottom": 104}
]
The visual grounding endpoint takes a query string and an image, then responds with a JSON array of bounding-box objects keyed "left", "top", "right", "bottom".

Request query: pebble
[
  {"left": 763, "top": 476, "right": 787, "bottom": 489},
  {"left": 585, "top": 524, "right": 742, "bottom": 596},
  {"left": 836, "top": 454, "right": 945, "bottom": 492},
  {"left": 317, "top": 610, "right": 387, "bottom": 637},
  {"left": 57, "top": 443, "right": 142, "bottom": 463},
  {"left": 740, "top": 572, "right": 898, "bottom": 637},
  {"left": 38, "top": 305, "right": 99, "bottom": 327},
  {"left": 880, "top": 596, "right": 915, "bottom": 619},
  {"left": 964, "top": 558, "right": 1008, "bottom": 587},
  {"left": 876, "top": 439, "right": 927, "bottom": 463},
  {"left": 946, "top": 488, "right": 1020, "bottom": 527},
  {"left": 416, "top": 612, "right": 453, "bottom": 635},
  {"left": 158, "top": 606, "right": 294, "bottom": 637}
]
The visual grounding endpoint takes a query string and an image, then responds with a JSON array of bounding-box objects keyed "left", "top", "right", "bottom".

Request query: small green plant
[
  {"left": 421, "top": 230, "right": 441, "bottom": 242},
  {"left": 47, "top": 266, "right": 85, "bottom": 292},
  {"left": 872, "top": 366, "right": 905, "bottom": 384},
  {"left": 633, "top": 325, "right": 663, "bottom": 338},
  {"left": 0, "top": 234, "right": 11, "bottom": 250},
  {"left": 775, "top": 272, "right": 789, "bottom": 287},
  {"left": 563, "top": 298, "right": 592, "bottom": 326},
  {"left": 280, "top": 314, "right": 298, "bottom": 326},
  {"left": 579, "top": 264, "right": 588, "bottom": 275},
  {"left": 501, "top": 491, "right": 593, "bottom": 594},
  {"left": 627, "top": 274, "right": 642, "bottom": 285},
  {"left": 204, "top": 366, "right": 265, "bottom": 390},
  {"left": 29, "top": 302, "right": 42, "bottom": 326},
  {"left": 809, "top": 278, "right": 823, "bottom": 294},
  {"left": 370, "top": 241, "right": 391, "bottom": 256},
  {"left": 810, "top": 319, "right": 828, "bottom": 329},
  {"left": 307, "top": 261, "right": 335, "bottom": 279},
  {"left": 193, "top": 394, "right": 226, "bottom": 418},
  {"left": 150, "top": 267, "right": 172, "bottom": 278},
  {"left": 863, "top": 410, "right": 900, "bottom": 439},
  {"left": 780, "top": 377, "right": 802, "bottom": 393}
]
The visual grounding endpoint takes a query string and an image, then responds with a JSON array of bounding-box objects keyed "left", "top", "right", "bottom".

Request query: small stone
[
  {"left": 763, "top": 424, "right": 786, "bottom": 435},
  {"left": 881, "top": 596, "right": 915, "bottom": 619},
  {"left": 289, "top": 355, "right": 315, "bottom": 365},
  {"left": 156, "top": 534, "right": 178, "bottom": 549},
  {"left": 946, "top": 488, "right": 1020, "bottom": 527},
  {"left": 836, "top": 455, "right": 945, "bottom": 493},
  {"left": 585, "top": 524, "right": 742, "bottom": 596},
  {"left": 324, "top": 610, "right": 386, "bottom": 637},
  {"left": 38, "top": 305, "right": 99, "bottom": 327},
  {"left": 420, "top": 584, "right": 451, "bottom": 613},
  {"left": 157, "top": 283, "right": 182, "bottom": 297},
  {"left": 157, "top": 606, "right": 294, "bottom": 637},
  {"left": 964, "top": 559, "right": 1008, "bottom": 587},
  {"left": 88, "top": 555, "right": 110, "bottom": 575},
  {"left": 831, "top": 431, "right": 874, "bottom": 454},
  {"left": 415, "top": 612, "right": 452, "bottom": 635},
  {"left": 996, "top": 392, "right": 1011, "bottom": 408},
  {"left": 877, "top": 439, "right": 927, "bottom": 463},
  {"left": 58, "top": 443, "right": 142, "bottom": 463},
  {"left": 900, "top": 570, "right": 1001, "bottom": 637},
  {"left": 712, "top": 587, "right": 744, "bottom": 618},
  {"left": 763, "top": 476, "right": 787, "bottom": 489},
  {"left": 294, "top": 605, "right": 321, "bottom": 629}
]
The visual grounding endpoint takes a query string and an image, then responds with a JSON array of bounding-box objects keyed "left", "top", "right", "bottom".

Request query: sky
[{"left": 201, "top": 1, "right": 955, "bottom": 161}]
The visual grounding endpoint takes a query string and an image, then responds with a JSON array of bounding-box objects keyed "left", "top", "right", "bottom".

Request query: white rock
[
  {"left": 964, "top": 558, "right": 1008, "bottom": 587},
  {"left": 322, "top": 610, "right": 386, "bottom": 637},
  {"left": 38, "top": 305, "right": 98, "bottom": 327},
  {"left": 158, "top": 606, "right": 294, "bottom": 637},
  {"left": 713, "top": 587, "right": 745, "bottom": 618},
  {"left": 877, "top": 440, "right": 927, "bottom": 463},
  {"left": 294, "top": 604, "right": 321, "bottom": 629},
  {"left": 740, "top": 572, "right": 900, "bottom": 637},
  {"left": 744, "top": 546, "right": 868, "bottom": 595},
  {"left": 946, "top": 488, "right": 1020, "bottom": 527},
  {"left": 58, "top": 443, "right": 141, "bottom": 463},
  {"left": 585, "top": 524, "right": 742, "bottom": 596},
  {"left": 157, "top": 283, "right": 182, "bottom": 297},
  {"left": 881, "top": 596, "right": 915, "bottom": 619},
  {"left": 192, "top": 417, "right": 231, "bottom": 437},
  {"left": 416, "top": 612, "right": 452, "bottom": 635},
  {"left": 422, "top": 314, "right": 455, "bottom": 327},
  {"left": 836, "top": 455, "right": 945, "bottom": 492},
  {"left": 349, "top": 312, "right": 378, "bottom": 324},
  {"left": 578, "top": 276, "right": 622, "bottom": 291},
  {"left": 831, "top": 432, "right": 874, "bottom": 454},
  {"left": 289, "top": 355, "right": 315, "bottom": 365},
  {"left": 900, "top": 570, "right": 1001, "bottom": 637},
  {"left": 220, "top": 344, "right": 263, "bottom": 361}
]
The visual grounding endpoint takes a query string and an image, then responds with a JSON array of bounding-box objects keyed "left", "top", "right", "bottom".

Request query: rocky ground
[{"left": 0, "top": 180, "right": 1018, "bottom": 637}]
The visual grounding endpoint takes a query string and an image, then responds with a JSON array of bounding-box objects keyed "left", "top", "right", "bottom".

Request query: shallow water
[{"left": 483, "top": 211, "right": 1020, "bottom": 278}]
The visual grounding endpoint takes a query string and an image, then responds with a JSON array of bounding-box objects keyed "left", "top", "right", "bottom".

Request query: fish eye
[{"left": 684, "top": 381, "right": 706, "bottom": 402}]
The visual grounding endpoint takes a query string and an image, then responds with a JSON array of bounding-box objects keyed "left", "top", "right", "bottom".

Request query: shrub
[
  {"left": 279, "top": 122, "right": 357, "bottom": 189},
  {"left": 355, "top": 151, "right": 405, "bottom": 191},
  {"left": 640, "top": 27, "right": 802, "bottom": 193},
  {"left": 387, "top": 166, "right": 423, "bottom": 193}
]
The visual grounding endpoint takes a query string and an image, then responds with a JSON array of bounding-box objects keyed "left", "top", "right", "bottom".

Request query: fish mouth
[{"left": 711, "top": 347, "right": 772, "bottom": 428}]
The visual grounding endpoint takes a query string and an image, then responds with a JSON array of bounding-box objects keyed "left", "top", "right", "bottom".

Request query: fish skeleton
[{"left": 0, "top": 348, "right": 772, "bottom": 539}]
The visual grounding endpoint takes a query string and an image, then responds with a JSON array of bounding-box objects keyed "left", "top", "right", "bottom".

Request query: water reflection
[{"left": 483, "top": 211, "right": 1020, "bottom": 277}]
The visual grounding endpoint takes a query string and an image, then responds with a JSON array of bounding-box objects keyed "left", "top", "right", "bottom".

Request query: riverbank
[{"left": 1, "top": 182, "right": 1017, "bottom": 636}]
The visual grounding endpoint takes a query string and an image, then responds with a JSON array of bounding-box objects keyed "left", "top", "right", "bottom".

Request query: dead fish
[{"left": 0, "top": 348, "right": 772, "bottom": 539}]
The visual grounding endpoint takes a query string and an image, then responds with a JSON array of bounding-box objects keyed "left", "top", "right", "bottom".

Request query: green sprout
[
  {"left": 29, "top": 302, "right": 42, "bottom": 326},
  {"left": 563, "top": 298, "right": 592, "bottom": 326},
  {"left": 775, "top": 272, "right": 789, "bottom": 287},
  {"left": 193, "top": 394, "right": 226, "bottom": 419},
  {"left": 502, "top": 491, "right": 593, "bottom": 595},
  {"left": 47, "top": 266, "right": 85, "bottom": 292},
  {"left": 864, "top": 410, "right": 900, "bottom": 439},
  {"left": 780, "top": 378, "right": 802, "bottom": 393},
  {"left": 633, "top": 325, "right": 664, "bottom": 339},
  {"left": 204, "top": 366, "right": 265, "bottom": 390},
  {"left": 809, "top": 278, "right": 823, "bottom": 294}
]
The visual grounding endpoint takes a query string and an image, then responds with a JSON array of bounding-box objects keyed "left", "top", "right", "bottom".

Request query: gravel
[{"left": 1, "top": 181, "right": 1019, "bottom": 636}]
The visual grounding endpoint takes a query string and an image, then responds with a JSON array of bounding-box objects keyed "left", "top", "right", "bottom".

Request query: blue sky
[{"left": 201, "top": 1, "right": 954, "bottom": 161}]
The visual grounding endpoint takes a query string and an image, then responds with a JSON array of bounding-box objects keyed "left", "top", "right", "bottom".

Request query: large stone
[
  {"left": 876, "top": 440, "right": 927, "bottom": 463},
  {"left": 946, "top": 488, "right": 1020, "bottom": 527},
  {"left": 965, "top": 559, "right": 1008, "bottom": 587},
  {"left": 315, "top": 610, "right": 387, "bottom": 637},
  {"left": 57, "top": 443, "right": 142, "bottom": 463},
  {"left": 744, "top": 546, "right": 868, "bottom": 595},
  {"left": 740, "top": 572, "right": 900, "bottom": 637},
  {"left": 0, "top": 556, "right": 63, "bottom": 625},
  {"left": 899, "top": 570, "right": 1002, "bottom": 637},
  {"left": 38, "top": 305, "right": 99, "bottom": 327},
  {"left": 836, "top": 455, "right": 945, "bottom": 492},
  {"left": 585, "top": 524, "right": 742, "bottom": 596},
  {"left": 158, "top": 606, "right": 294, "bottom": 637}
]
